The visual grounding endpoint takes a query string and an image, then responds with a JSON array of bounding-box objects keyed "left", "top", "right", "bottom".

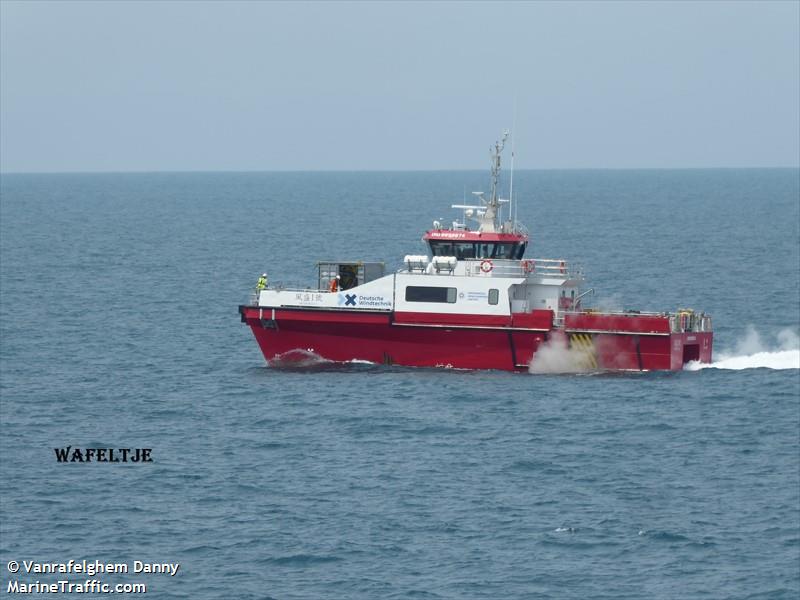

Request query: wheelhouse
[
  {"left": 427, "top": 240, "right": 526, "bottom": 260},
  {"left": 423, "top": 231, "right": 529, "bottom": 260}
]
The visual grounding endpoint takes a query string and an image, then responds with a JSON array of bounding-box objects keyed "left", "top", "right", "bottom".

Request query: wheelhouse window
[
  {"left": 428, "top": 241, "right": 526, "bottom": 260},
  {"left": 405, "top": 286, "right": 457, "bottom": 303}
]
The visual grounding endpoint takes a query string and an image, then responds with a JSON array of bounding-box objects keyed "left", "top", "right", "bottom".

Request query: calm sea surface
[{"left": 1, "top": 169, "right": 798, "bottom": 599}]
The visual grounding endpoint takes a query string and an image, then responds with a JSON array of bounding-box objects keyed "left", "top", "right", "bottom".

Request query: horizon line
[{"left": 2, "top": 165, "right": 799, "bottom": 176}]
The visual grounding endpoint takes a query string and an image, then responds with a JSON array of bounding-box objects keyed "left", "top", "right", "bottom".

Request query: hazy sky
[{"left": 1, "top": 1, "right": 798, "bottom": 172}]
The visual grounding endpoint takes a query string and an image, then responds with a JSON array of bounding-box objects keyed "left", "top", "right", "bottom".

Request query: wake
[{"left": 686, "top": 327, "right": 799, "bottom": 371}]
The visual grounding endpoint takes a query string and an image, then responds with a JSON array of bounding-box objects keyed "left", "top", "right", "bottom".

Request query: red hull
[{"left": 240, "top": 307, "right": 713, "bottom": 372}]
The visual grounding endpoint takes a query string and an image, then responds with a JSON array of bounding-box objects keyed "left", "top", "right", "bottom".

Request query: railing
[
  {"left": 669, "top": 312, "right": 713, "bottom": 333},
  {"left": 246, "top": 284, "right": 329, "bottom": 306},
  {"left": 397, "top": 258, "right": 581, "bottom": 278},
  {"left": 514, "top": 222, "right": 529, "bottom": 236},
  {"left": 564, "top": 309, "right": 668, "bottom": 318},
  {"left": 563, "top": 309, "right": 713, "bottom": 333},
  {"left": 464, "top": 258, "right": 580, "bottom": 278}
]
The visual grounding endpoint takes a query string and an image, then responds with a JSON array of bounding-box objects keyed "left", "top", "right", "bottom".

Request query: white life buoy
[{"left": 480, "top": 259, "right": 493, "bottom": 273}]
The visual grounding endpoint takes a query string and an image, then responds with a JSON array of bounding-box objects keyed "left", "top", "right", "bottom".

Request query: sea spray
[
  {"left": 529, "top": 332, "right": 595, "bottom": 374},
  {"left": 687, "top": 326, "right": 800, "bottom": 371}
]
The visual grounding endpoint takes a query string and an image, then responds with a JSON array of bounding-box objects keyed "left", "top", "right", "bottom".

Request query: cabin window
[
  {"left": 405, "top": 286, "right": 457, "bottom": 303},
  {"left": 457, "top": 244, "right": 476, "bottom": 259},
  {"left": 430, "top": 242, "right": 454, "bottom": 257},
  {"left": 429, "top": 242, "right": 477, "bottom": 258},
  {"left": 428, "top": 241, "right": 528, "bottom": 260},
  {"left": 489, "top": 244, "right": 511, "bottom": 258},
  {"left": 488, "top": 289, "right": 499, "bottom": 305}
]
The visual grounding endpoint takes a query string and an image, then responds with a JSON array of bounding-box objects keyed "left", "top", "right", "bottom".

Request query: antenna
[
  {"left": 510, "top": 99, "right": 517, "bottom": 231},
  {"left": 454, "top": 131, "right": 510, "bottom": 233},
  {"left": 490, "top": 130, "right": 509, "bottom": 224},
  {"left": 509, "top": 131, "right": 515, "bottom": 231}
]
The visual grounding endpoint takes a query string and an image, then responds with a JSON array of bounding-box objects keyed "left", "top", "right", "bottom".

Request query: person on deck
[
  {"left": 256, "top": 273, "right": 268, "bottom": 291},
  {"left": 329, "top": 275, "right": 341, "bottom": 292}
]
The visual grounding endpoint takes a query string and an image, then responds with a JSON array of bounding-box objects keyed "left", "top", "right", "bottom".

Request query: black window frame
[
  {"left": 428, "top": 241, "right": 528, "bottom": 260},
  {"left": 405, "top": 286, "right": 458, "bottom": 303}
]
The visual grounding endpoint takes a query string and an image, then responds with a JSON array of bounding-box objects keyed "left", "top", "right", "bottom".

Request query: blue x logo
[{"left": 344, "top": 294, "right": 357, "bottom": 306}]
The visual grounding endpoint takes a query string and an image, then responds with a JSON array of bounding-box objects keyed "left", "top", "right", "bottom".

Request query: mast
[
  {"left": 489, "top": 131, "right": 507, "bottom": 209},
  {"left": 489, "top": 130, "right": 509, "bottom": 227},
  {"left": 510, "top": 99, "right": 518, "bottom": 232},
  {"left": 509, "top": 129, "right": 515, "bottom": 232},
  {"left": 452, "top": 130, "right": 508, "bottom": 233}
]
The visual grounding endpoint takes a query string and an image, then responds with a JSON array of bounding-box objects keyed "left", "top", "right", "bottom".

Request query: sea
[{"left": 1, "top": 169, "right": 798, "bottom": 599}]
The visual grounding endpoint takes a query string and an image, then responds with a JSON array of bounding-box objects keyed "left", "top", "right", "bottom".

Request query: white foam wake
[
  {"left": 687, "top": 350, "right": 799, "bottom": 371},
  {"left": 529, "top": 332, "right": 594, "bottom": 374},
  {"left": 687, "top": 327, "right": 800, "bottom": 371}
]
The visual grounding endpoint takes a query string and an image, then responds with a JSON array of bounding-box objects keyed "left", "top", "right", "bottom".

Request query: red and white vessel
[{"left": 240, "top": 133, "right": 713, "bottom": 371}]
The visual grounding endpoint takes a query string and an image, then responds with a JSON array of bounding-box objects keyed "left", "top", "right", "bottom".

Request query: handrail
[
  {"left": 396, "top": 257, "right": 582, "bottom": 278},
  {"left": 563, "top": 309, "right": 669, "bottom": 317},
  {"left": 259, "top": 285, "right": 328, "bottom": 294},
  {"left": 509, "top": 222, "right": 529, "bottom": 236},
  {"left": 464, "top": 258, "right": 579, "bottom": 278},
  {"left": 563, "top": 309, "right": 713, "bottom": 333}
]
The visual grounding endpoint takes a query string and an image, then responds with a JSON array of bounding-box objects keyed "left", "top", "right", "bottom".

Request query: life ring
[
  {"left": 521, "top": 259, "right": 535, "bottom": 273},
  {"left": 480, "top": 259, "right": 493, "bottom": 273}
]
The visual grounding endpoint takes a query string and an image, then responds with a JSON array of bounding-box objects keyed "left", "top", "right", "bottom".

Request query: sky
[{"left": 1, "top": 0, "right": 798, "bottom": 172}]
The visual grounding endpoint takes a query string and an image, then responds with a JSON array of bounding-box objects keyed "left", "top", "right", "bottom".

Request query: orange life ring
[
  {"left": 521, "top": 259, "right": 535, "bottom": 273},
  {"left": 480, "top": 259, "right": 493, "bottom": 273}
]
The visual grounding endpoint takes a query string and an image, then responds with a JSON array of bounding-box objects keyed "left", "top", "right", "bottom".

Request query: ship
[{"left": 239, "top": 132, "right": 713, "bottom": 372}]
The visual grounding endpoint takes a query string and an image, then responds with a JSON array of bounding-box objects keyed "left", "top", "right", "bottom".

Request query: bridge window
[
  {"left": 405, "top": 286, "right": 457, "bottom": 303},
  {"left": 430, "top": 242, "right": 454, "bottom": 257},
  {"left": 428, "top": 241, "right": 527, "bottom": 259}
]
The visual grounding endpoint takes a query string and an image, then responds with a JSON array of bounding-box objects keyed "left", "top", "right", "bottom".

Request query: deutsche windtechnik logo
[{"left": 338, "top": 293, "right": 357, "bottom": 306}]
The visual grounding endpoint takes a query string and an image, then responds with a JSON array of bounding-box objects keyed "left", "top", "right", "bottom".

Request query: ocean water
[{"left": 1, "top": 169, "right": 798, "bottom": 599}]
